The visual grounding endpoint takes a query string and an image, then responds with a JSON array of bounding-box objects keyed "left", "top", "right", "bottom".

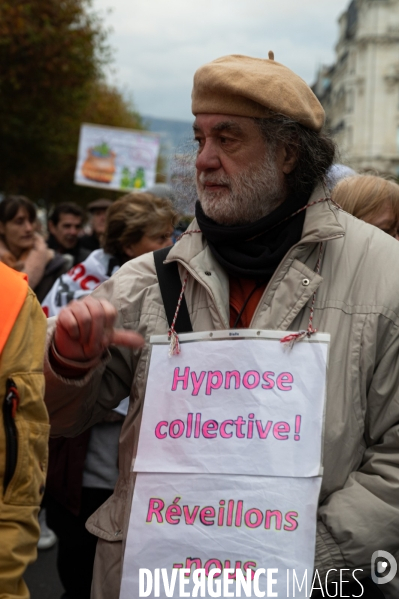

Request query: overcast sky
[{"left": 93, "top": 0, "right": 349, "bottom": 122}]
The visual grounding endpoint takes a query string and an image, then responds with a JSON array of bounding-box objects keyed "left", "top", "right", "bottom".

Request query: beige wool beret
[{"left": 192, "top": 54, "right": 325, "bottom": 132}]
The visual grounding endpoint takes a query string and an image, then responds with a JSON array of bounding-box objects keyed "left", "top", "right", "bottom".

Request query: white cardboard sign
[
  {"left": 120, "top": 472, "right": 322, "bottom": 599},
  {"left": 74, "top": 123, "right": 160, "bottom": 192},
  {"left": 134, "top": 334, "right": 328, "bottom": 478}
]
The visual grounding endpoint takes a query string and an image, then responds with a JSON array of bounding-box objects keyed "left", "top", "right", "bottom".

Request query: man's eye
[{"left": 220, "top": 136, "right": 235, "bottom": 145}]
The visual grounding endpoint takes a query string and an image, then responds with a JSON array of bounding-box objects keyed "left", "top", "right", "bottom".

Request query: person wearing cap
[
  {"left": 43, "top": 54, "right": 399, "bottom": 598},
  {"left": 80, "top": 199, "right": 113, "bottom": 252},
  {"left": 325, "top": 164, "right": 357, "bottom": 192}
]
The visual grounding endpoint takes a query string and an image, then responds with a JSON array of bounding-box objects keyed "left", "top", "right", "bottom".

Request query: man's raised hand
[{"left": 54, "top": 296, "right": 144, "bottom": 363}]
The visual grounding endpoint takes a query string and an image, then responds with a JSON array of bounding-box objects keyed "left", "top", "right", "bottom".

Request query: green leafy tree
[{"left": 0, "top": 0, "right": 156, "bottom": 204}]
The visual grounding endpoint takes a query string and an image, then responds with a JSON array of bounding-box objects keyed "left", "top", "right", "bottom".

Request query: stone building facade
[{"left": 313, "top": 0, "right": 399, "bottom": 175}]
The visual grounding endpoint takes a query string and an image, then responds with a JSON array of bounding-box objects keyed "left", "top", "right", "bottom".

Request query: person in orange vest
[{"left": 0, "top": 262, "right": 49, "bottom": 599}]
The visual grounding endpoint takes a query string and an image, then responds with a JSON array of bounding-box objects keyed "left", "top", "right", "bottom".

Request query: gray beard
[{"left": 196, "top": 154, "right": 284, "bottom": 225}]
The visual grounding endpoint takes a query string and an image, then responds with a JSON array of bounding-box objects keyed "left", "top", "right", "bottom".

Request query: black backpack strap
[{"left": 153, "top": 247, "right": 193, "bottom": 334}]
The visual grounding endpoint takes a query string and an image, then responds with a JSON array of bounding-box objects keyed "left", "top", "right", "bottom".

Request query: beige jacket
[{"left": 45, "top": 188, "right": 399, "bottom": 598}]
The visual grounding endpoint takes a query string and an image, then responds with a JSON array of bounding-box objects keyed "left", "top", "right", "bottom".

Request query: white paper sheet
[
  {"left": 120, "top": 473, "right": 322, "bottom": 599},
  {"left": 135, "top": 336, "right": 328, "bottom": 478}
]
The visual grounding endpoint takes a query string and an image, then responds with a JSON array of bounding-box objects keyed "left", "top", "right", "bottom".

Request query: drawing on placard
[
  {"left": 81, "top": 141, "right": 116, "bottom": 184},
  {"left": 120, "top": 166, "right": 146, "bottom": 189}
]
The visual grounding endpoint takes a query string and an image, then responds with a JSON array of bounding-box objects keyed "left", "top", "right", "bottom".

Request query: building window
[
  {"left": 349, "top": 52, "right": 356, "bottom": 74},
  {"left": 347, "top": 90, "right": 354, "bottom": 113},
  {"left": 346, "top": 0, "right": 358, "bottom": 39}
]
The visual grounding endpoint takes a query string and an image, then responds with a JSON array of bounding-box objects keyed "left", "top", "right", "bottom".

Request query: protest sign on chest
[
  {"left": 120, "top": 473, "right": 322, "bottom": 599},
  {"left": 121, "top": 330, "right": 330, "bottom": 599},
  {"left": 134, "top": 330, "right": 329, "bottom": 478}
]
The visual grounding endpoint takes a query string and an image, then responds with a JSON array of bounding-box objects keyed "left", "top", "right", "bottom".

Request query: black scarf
[{"left": 195, "top": 193, "right": 308, "bottom": 281}]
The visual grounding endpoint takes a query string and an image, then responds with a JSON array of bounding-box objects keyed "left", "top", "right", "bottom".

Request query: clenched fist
[{"left": 54, "top": 296, "right": 144, "bottom": 363}]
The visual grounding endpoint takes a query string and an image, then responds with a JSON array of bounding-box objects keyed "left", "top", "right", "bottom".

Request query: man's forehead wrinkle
[
  {"left": 211, "top": 121, "right": 244, "bottom": 135},
  {"left": 192, "top": 120, "right": 245, "bottom": 135}
]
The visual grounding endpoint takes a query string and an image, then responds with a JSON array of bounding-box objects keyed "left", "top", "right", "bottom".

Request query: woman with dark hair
[{"left": 0, "top": 196, "right": 71, "bottom": 302}]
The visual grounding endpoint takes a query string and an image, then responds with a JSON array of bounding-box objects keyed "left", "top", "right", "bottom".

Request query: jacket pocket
[
  {"left": 3, "top": 374, "right": 50, "bottom": 507},
  {"left": 86, "top": 491, "right": 125, "bottom": 542}
]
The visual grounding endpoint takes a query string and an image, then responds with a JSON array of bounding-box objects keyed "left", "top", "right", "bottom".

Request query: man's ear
[{"left": 281, "top": 143, "right": 298, "bottom": 175}]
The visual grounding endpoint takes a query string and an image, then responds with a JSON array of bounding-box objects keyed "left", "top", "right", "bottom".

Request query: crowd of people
[
  {"left": 1, "top": 52, "right": 399, "bottom": 599},
  {"left": 0, "top": 187, "right": 179, "bottom": 599}
]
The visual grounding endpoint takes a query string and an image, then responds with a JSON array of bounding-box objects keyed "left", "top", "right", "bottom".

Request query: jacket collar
[{"left": 300, "top": 185, "right": 345, "bottom": 244}]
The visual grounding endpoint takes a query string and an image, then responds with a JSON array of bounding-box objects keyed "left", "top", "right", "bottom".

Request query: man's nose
[{"left": 195, "top": 140, "right": 221, "bottom": 172}]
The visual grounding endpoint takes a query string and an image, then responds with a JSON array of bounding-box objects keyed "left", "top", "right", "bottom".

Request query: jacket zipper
[{"left": 3, "top": 378, "right": 19, "bottom": 492}]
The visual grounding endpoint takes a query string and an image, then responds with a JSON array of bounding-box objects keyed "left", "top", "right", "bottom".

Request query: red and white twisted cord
[{"left": 168, "top": 274, "right": 188, "bottom": 356}]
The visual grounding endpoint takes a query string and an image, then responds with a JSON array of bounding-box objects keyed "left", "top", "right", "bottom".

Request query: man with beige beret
[{"left": 44, "top": 54, "right": 398, "bottom": 598}]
